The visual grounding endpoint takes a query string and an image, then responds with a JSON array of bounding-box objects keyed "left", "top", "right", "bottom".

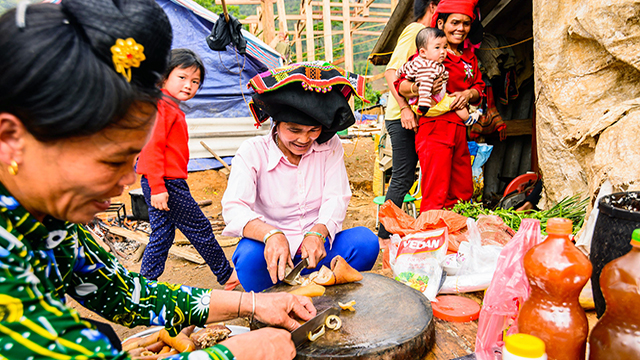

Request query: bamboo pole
[
  {"left": 305, "top": 0, "right": 314, "bottom": 61},
  {"left": 295, "top": 24, "right": 303, "bottom": 62},
  {"left": 261, "top": 0, "right": 276, "bottom": 44},
  {"left": 276, "top": 0, "right": 288, "bottom": 33},
  {"left": 342, "top": 0, "right": 353, "bottom": 71},
  {"left": 322, "top": 0, "right": 333, "bottom": 62}
]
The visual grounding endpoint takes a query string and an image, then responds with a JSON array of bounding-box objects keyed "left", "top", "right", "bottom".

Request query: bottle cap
[
  {"left": 504, "top": 333, "right": 546, "bottom": 358},
  {"left": 546, "top": 218, "right": 573, "bottom": 235},
  {"left": 631, "top": 229, "right": 640, "bottom": 246}
]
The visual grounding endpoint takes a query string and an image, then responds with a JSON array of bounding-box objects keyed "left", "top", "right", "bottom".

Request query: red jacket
[{"left": 136, "top": 89, "right": 189, "bottom": 194}]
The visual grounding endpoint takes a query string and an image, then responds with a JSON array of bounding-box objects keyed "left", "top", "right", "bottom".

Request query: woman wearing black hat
[
  {"left": 0, "top": 1, "right": 314, "bottom": 359},
  {"left": 221, "top": 63, "right": 380, "bottom": 293}
]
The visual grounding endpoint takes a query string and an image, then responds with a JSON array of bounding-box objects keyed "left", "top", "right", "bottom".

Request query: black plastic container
[
  {"left": 590, "top": 191, "right": 640, "bottom": 317},
  {"left": 129, "top": 188, "right": 149, "bottom": 221}
]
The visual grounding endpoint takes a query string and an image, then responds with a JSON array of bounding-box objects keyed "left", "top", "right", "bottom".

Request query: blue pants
[
  {"left": 232, "top": 226, "right": 379, "bottom": 292},
  {"left": 140, "top": 176, "right": 232, "bottom": 284}
]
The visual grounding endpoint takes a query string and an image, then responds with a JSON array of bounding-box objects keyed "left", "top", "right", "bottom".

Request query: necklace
[{"left": 448, "top": 48, "right": 463, "bottom": 56}]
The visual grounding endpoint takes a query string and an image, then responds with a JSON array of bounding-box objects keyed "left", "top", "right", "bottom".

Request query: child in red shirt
[{"left": 137, "top": 49, "right": 237, "bottom": 288}]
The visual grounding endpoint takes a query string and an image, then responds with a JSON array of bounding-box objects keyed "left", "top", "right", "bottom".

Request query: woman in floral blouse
[{"left": 0, "top": 0, "right": 314, "bottom": 359}]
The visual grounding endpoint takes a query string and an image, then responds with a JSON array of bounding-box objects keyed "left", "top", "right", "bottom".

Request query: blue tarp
[
  {"left": 187, "top": 157, "right": 233, "bottom": 172},
  {"left": 157, "top": 0, "right": 268, "bottom": 119}
]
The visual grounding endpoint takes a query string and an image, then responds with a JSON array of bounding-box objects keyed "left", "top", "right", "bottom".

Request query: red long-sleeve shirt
[{"left": 136, "top": 89, "right": 189, "bottom": 194}]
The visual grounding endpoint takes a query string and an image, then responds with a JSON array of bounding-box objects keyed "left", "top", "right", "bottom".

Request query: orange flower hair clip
[{"left": 110, "top": 38, "right": 146, "bottom": 82}]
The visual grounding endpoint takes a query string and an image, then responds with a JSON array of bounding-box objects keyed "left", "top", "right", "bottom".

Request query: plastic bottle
[
  {"left": 503, "top": 333, "right": 547, "bottom": 360},
  {"left": 517, "top": 218, "right": 592, "bottom": 360},
  {"left": 588, "top": 228, "right": 640, "bottom": 359}
]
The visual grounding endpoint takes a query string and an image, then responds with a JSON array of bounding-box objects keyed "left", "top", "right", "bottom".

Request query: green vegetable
[{"left": 451, "top": 195, "right": 589, "bottom": 234}]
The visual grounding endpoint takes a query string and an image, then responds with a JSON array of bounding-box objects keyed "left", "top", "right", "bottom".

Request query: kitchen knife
[
  {"left": 291, "top": 307, "right": 340, "bottom": 347},
  {"left": 283, "top": 258, "right": 309, "bottom": 285}
]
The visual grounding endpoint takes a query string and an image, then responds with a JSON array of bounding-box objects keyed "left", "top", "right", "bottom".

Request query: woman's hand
[
  {"left": 219, "top": 327, "right": 296, "bottom": 360},
  {"left": 300, "top": 235, "right": 326, "bottom": 269},
  {"left": 431, "top": 77, "right": 444, "bottom": 96},
  {"left": 400, "top": 106, "right": 417, "bottom": 132},
  {"left": 264, "top": 234, "right": 293, "bottom": 284},
  {"left": 255, "top": 292, "right": 316, "bottom": 330},
  {"left": 150, "top": 192, "right": 170, "bottom": 211},
  {"left": 450, "top": 90, "right": 477, "bottom": 110}
]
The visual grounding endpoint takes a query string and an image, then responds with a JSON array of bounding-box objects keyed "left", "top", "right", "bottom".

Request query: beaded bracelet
[
  {"left": 262, "top": 229, "right": 284, "bottom": 244},
  {"left": 304, "top": 231, "right": 326, "bottom": 243}
]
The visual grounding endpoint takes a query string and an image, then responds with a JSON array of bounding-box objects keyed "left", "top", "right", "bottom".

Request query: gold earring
[{"left": 7, "top": 160, "right": 18, "bottom": 176}]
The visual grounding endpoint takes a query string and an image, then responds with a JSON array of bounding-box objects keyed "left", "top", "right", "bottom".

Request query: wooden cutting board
[{"left": 263, "top": 272, "right": 435, "bottom": 360}]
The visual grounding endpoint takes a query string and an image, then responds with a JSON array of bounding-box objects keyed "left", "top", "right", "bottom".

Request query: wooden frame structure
[{"left": 215, "top": 0, "right": 393, "bottom": 71}]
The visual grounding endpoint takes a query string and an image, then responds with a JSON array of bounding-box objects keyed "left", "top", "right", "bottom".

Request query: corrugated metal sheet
[{"left": 187, "top": 117, "right": 271, "bottom": 158}]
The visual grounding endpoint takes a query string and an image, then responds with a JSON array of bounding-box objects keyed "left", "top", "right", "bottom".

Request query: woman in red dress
[{"left": 398, "top": 0, "right": 485, "bottom": 210}]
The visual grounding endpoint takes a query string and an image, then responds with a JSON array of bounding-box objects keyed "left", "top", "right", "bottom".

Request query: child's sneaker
[{"left": 464, "top": 108, "right": 483, "bottom": 126}]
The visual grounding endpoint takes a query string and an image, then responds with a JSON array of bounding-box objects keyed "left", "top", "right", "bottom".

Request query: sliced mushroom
[
  {"left": 325, "top": 315, "right": 342, "bottom": 330},
  {"left": 307, "top": 325, "right": 326, "bottom": 342}
]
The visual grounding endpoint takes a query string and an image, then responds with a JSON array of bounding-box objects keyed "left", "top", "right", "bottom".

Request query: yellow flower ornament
[{"left": 110, "top": 38, "right": 145, "bottom": 82}]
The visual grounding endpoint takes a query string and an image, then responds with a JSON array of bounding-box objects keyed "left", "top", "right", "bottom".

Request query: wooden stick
[
  {"left": 220, "top": 0, "right": 230, "bottom": 22},
  {"left": 200, "top": 141, "right": 232, "bottom": 172}
]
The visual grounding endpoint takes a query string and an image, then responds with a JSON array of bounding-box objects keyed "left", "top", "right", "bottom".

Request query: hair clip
[
  {"left": 15, "top": 0, "right": 29, "bottom": 31},
  {"left": 110, "top": 38, "right": 146, "bottom": 82}
]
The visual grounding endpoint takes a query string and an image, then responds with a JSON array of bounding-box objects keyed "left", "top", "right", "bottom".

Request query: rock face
[{"left": 533, "top": 0, "right": 640, "bottom": 204}]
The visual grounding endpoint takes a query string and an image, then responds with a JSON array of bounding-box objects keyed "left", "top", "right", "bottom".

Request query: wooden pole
[
  {"left": 276, "top": 0, "right": 289, "bottom": 33},
  {"left": 305, "top": 0, "right": 315, "bottom": 61},
  {"left": 200, "top": 141, "right": 232, "bottom": 172},
  {"left": 261, "top": 0, "right": 276, "bottom": 44},
  {"left": 342, "top": 0, "right": 353, "bottom": 71},
  {"left": 220, "top": 0, "right": 230, "bottom": 22},
  {"left": 256, "top": 6, "right": 263, "bottom": 35},
  {"left": 322, "top": 0, "right": 333, "bottom": 62},
  {"left": 295, "top": 25, "right": 303, "bottom": 62}
]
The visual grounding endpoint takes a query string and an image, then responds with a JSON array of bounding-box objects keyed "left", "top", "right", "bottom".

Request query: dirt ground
[{"left": 68, "top": 136, "right": 384, "bottom": 340}]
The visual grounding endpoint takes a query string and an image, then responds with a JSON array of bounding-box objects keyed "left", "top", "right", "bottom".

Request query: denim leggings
[
  {"left": 377, "top": 119, "right": 419, "bottom": 239},
  {"left": 140, "top": 176, "right": 232, "bottom": 284},
  {"left": 232, "top": 226, "right": 380, "bottom": 292}
]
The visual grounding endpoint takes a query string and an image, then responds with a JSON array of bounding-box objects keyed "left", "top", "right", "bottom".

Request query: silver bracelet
[
  {"left": 262, "top": 229, "right": 284, "bottom": 244},
  {"left": 250, "top": 291, "right": 256, "bottom": 323}
]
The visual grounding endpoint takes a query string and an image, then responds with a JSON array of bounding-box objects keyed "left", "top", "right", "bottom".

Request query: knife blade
[
  {"left": 291, "top": 307, "right": 340, "bottom": 347},
  {"left": 283, "top": 258, "right": 309, "bottom": 285}
]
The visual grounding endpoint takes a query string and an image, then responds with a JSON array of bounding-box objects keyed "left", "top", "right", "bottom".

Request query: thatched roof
[{"left": 369, "top": 0, "right": 533, "bottom": 66}]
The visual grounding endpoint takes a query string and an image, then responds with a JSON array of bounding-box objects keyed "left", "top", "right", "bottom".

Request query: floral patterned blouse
[{"left": 0, "top": 184, "right": 233, "bottom": 360}]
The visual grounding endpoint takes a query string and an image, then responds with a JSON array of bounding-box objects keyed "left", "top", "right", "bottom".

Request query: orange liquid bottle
[
  {"left": 588, "top": 228, "right": 640, "bottom": 359},
  {"left": 518, "top": 218, "right": 592, "bottom": 360}
]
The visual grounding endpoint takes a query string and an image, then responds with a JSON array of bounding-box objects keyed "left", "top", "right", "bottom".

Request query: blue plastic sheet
[
  {"left": 187, "top": 157, "right": 233, "bottom": 172},
  {"left": 158, "top": 0, "right": 267, "bottom": 119}
]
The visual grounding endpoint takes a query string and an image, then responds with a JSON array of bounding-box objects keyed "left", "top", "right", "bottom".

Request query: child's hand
[{"left": 151, "top": 192, "right": 170, "bottom": 211}]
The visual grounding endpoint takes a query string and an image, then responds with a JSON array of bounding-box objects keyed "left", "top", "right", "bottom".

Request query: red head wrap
[{"left": 430, "top": 0, "right": 479, "bottom": 28}]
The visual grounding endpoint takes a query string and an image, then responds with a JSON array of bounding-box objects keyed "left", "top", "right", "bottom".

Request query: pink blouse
[{"left": 221, "top": 132, "right": 351, "bottom": 256}]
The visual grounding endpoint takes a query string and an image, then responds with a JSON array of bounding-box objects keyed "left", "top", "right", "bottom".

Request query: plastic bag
[
  {"left": 389, "top": 228, "right": 448, "bottom": 301},
  {"left": 447, "top": 215, "right": 513, "bottom": 254},
  {"left": 439, "top": 218, "right": 503, "bottom": 294},
  {"left": 475, "top": 219, "right": 542, "bottom": 360},
  {"left": 379, "top": 200, "right": 467, "bottom": 237}
]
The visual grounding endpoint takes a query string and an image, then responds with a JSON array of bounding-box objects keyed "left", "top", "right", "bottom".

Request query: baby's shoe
[{"left": 464, "top": 108, "right": 483, "bottom": 126}]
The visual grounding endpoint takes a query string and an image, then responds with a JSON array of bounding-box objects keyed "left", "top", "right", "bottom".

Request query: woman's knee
[
  {"left": 339, "top": 227, "right": 379, "bottom": 269},
  {"left": 232, "top": 239, "right": 266, "bottom": 270}
]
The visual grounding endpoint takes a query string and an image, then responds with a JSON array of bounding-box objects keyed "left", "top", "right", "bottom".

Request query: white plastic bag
[{"left": 440, "top": 218, "right": 502, "bottom": 294}]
